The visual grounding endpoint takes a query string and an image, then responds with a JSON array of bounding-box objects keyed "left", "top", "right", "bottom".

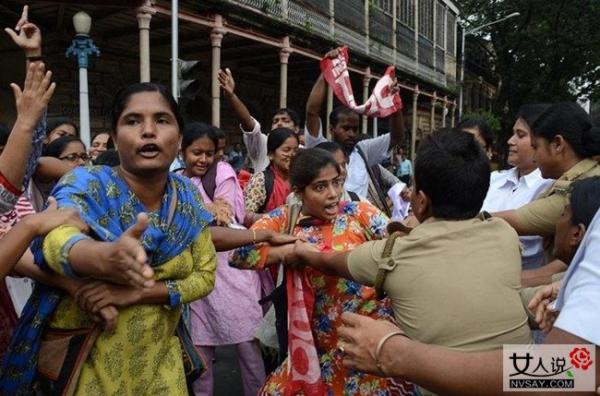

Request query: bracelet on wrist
[{"left": 374, "top": 330, "right": 410, "bottom": 377}]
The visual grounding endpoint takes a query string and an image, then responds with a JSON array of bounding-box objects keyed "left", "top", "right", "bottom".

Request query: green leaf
[{"left": 566, "top": 371, "right": 574, "bottom": 378}]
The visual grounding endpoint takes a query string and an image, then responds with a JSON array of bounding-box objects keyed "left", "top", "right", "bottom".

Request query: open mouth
[
  {"left": 138, "top": 144, "right": 161, "bottom": 159},
  {"left": 323, "top": 201, "right": 339, "bottom": 216}
]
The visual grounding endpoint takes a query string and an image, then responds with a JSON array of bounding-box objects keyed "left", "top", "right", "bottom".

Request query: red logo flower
[{"left": 570, "top": 347, "right": 593, "bottom": 370}]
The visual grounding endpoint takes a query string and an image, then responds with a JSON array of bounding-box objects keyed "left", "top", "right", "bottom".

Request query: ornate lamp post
[{"left": 66, "top": 11, "right": 100, "bottom": 149}]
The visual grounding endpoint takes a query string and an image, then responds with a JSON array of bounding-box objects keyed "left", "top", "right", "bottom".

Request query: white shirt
[
  {"left": 554, "top": 209, "right": 600, "bottom": 345},
  {"left": 481, "top": 167, "right": 553, "bottom": 270},
  {"left": 305, "top": 119, "right": 391, "bottom": 199},
  {"left": 240, "top": 117, "right": 270, "bottom": 173}
]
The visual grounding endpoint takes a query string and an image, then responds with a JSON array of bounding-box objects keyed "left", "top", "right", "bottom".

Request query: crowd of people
[{"left": 0, "top": 5, "right": 598, "bottom": 396}]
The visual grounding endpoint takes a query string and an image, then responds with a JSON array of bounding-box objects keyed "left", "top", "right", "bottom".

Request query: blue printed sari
[{"left": 0, "top": 165, "right": 213, "bottom": 395}]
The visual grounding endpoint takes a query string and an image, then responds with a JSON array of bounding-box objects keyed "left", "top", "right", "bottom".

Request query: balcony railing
[{"left": 226, "top": 0, "right": 456, "bottom": 88}]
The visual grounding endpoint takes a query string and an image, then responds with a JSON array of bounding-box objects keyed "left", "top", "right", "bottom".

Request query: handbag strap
[
  {"left": 374, "top": 231, "right": 403, "bottom": 300},
  {"left": 356, "top": 145, "right": 392, "bottom": 216}
]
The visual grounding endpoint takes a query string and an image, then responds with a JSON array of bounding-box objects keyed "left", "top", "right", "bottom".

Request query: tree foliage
[{"left": 459, "top": 0, "right": 600, "bottom": 133}]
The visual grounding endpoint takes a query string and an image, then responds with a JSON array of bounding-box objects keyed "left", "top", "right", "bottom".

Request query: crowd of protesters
[{"left": 0, "top": 5, "right": 598, "bottom": 396}]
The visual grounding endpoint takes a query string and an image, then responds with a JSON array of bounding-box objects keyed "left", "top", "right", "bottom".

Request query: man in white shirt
[
  {"left": 218, "top": 68, "right": 301, "bottom": 172},
  {"left": 304, "top": 72, "right": 405, "bottom": 212}
]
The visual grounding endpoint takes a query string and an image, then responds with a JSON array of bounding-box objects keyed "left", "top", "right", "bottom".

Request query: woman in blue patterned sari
[{"left": 0, "top": 83, "right": 216, "bottom": 395}]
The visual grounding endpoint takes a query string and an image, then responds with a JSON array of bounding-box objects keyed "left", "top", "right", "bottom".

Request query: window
[
  {"left": 435, "top": 2, "right": 445, "bottom": 47},
  {"left": 398, "top": 0, "right": 415, "bottom": 28},
  {"left": 446, "top": 12, "right": 456, "bottom": 56},
  {"left": 418, "top": 0, "right": 434, "bottom": 39},
  {"left": 373, "top": 0, "right": 393, "bottom": 14}
]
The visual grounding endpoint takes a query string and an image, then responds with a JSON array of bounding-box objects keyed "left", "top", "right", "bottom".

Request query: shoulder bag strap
[
  {"left": 355, "top": 145, "right": 392, "bottom": 216},
  {"left": 374, "top": 231, "right": 403, "bottom": 300}
]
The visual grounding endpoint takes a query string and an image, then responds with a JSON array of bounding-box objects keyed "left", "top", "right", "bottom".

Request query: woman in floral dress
[{"left": 231, "top": 148, "right": 416, "bottom": 395}]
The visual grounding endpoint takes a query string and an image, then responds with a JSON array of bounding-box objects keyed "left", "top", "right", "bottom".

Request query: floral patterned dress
[{"left": 231, "top": 201, "right": 417, "bottom": 395}]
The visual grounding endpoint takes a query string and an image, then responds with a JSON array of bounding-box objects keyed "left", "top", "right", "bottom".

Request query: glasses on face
[{"left": 59, "top": 153, "right": 91, "bottom": 162}]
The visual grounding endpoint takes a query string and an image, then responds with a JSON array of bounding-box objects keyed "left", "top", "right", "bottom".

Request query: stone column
[
  {"left": 451, "top": 100, "right": 456, "bottom": 126},
  {"left": 372, "top": 117, "right": 378, "bottom": 137},
  {"left": 279, "top": 36, "right": 291, "bottom": 108},
  {"left": 430, "top": 92, "right": 437, "bottom": 133},
  {"left": 136, "top": 0, "right": 155, "bottom": 82},
  {"left": 362, "top": 67, "right": 371, "bottom": 135},
  {"left": 210, "top": 15, "right": 226, "bottom": 127},
  {"left": 442, "top": 95, "right": 448, "bottom": 127},
  {"left": 410, "top": 87, "right": 419, "bottom": 162}
]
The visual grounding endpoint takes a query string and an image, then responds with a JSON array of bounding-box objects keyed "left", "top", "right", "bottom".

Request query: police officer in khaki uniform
[
  {"left": 495, "top": 102, "right": 600, "bottom": 238},
  {"left": 284, "top": 129, "right": 533, "bottom": 389}
]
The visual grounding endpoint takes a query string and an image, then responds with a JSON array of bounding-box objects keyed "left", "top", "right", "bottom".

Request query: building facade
[{"left": 0, "top": 0, "right": 460, "bottom": 159}]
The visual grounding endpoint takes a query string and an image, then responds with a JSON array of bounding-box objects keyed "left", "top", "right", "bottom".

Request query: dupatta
[{"left": 0, "top": 166, "right": 213, "bottom": 395}]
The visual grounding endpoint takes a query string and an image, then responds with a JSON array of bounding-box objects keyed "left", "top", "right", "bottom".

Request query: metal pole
[
  {"left": 78, "top": 68, "right": 90, "bottom": 148},
  {"left": 458, "top": 24, "right": 465, "bottom": 120},
  {"left": 66, "top": 32, "right": 99, "bottom": 149},
  {"left": 171, "top": 0, "right": 179, "bottom": 100}
]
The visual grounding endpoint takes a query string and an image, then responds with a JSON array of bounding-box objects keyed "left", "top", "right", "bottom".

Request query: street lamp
[
  {"left": 66, "top": 11, "right": 100, "bottom": 149},
  {"left": 458, "top": 12, "right": 520, "bottom": 120}
]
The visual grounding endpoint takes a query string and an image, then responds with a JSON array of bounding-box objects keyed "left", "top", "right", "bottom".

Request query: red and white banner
[{"left": 320, "top": 46, "right": 403, "bottom": 118}]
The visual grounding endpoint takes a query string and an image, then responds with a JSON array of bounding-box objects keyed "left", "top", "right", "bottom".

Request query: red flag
[{"left": 320, "top": 47, "right": 403, "bottom": 117}]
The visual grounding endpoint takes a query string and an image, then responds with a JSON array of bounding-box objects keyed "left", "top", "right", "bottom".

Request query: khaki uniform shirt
[
  {"left": 516, "top": 159, "right": 600, "bottom": 237},
  {"left": 348, "top": 217, "right": 533, "bottom": 352}
]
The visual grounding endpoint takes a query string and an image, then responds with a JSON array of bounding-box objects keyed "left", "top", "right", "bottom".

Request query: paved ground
[{"left": 213, "top": 345, "right": 244, "bottom": 395}]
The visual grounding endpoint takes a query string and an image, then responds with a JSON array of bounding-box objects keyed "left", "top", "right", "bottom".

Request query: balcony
[{"left": 222, "top": 0, "right": 457, "bottom": 89}]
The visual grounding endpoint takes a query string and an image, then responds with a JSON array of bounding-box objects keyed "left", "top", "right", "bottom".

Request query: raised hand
[
  {"left": 4, "top": 5, "right": 42, "bottom": 57},
  {"left": 324, "top": 47, "right": 344, "bottom": 59},
  {"left": 25, "top": 196, "right": 89, "bottom": 236},
  {"left": 218, "top": 68, "right": 236, "bottom": 97},
  {"left": 101, "top": 213, "right": 155, "bottom": 288},
  {"left": 12, "top": 62, "right": 55, "bottom": 130}
]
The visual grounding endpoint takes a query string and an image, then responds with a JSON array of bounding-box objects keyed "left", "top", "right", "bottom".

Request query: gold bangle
[
  {"left": 252, "top": 229, "right": 257, "bottom": 245},
  {"left": 374, "top": 331, "right": 410, "bottom": 376}
]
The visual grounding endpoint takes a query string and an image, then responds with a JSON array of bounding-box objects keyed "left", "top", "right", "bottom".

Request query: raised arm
[
  {"left": 218, "top": 68, "right": 256, "bottom": 131},
  {"left": 305, "top": 74, "right": 327, "bottom": 138},
  {"left": 1, "top": 7, "right": 52, "bottom": 193},
  {"left": 0, "top": 197, "right": 86, "bottom": 279},
  {"left": 388, "top": 98, "right": 405, "bottom": 147}
]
